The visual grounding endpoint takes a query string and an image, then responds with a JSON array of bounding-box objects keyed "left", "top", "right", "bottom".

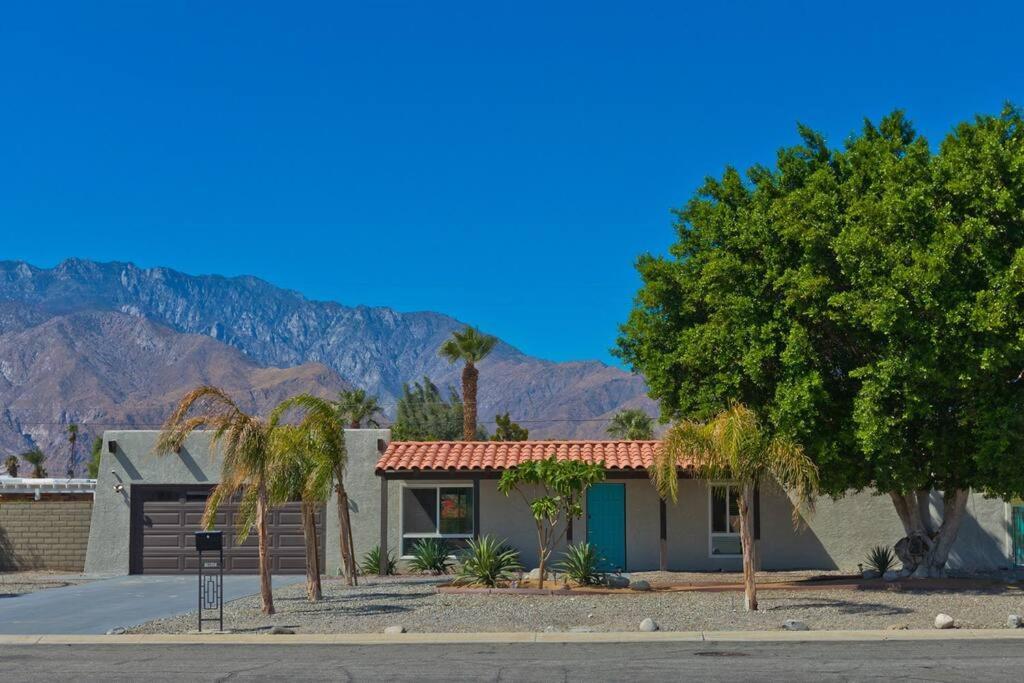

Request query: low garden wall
[{"left": 0, "top": 498, "right": 93, "bottom": 571}]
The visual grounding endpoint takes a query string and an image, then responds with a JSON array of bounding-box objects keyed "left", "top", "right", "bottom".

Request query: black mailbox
[{"left": 195, "top": 531, "right": 223, "bottom": 552}]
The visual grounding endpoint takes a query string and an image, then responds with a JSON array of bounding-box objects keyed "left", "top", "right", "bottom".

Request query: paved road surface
[
  {"left": 0, "top": 575, "right": 303, "bottom": 634},
  {"left": 2, "top": 640, "right": 1021, "bottom": 681}
]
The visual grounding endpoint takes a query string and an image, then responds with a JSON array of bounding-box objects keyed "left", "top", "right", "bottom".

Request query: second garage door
[{"left": 131, "top": 485, "right": 324, "bottom": 575}]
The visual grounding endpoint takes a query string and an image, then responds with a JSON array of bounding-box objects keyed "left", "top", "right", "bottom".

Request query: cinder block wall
[{"left": 0, "top": 499, "right": 93, "bottom": 571}]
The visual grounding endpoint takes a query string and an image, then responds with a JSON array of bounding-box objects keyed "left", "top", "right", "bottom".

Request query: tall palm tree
[
  {"left": 439, "top": 327, "right": 498, "bottom": 441},
  {"left": 66, "top": 423, "right": 79, "bottom": 477},
  {"left": 155, "top": 386, "right": 277, "bottom": 615},
  {"left": 335, "top": 388, "right": 383, "bottom": 429},
  {"left": 21, "top": 449, "right": 47, "bottom": 478},
  {"left": 650, "top": 404, "right": 818, "bottom": 611},
  {"left": 270, "top": 394, "right": 359, "bottom": 586},
  {"left": 606, "top": 409, "right": 655, "bottom": 440},
  {"left": 4, "top": 455, "right": 19, "bottom": 477}
]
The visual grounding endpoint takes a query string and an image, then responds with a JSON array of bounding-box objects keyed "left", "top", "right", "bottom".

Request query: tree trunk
[
  {"left": 739, "top": 483, "right": 758, "bottom": 611},
  {"left": 336, "top": 482, "right": 358, "bottom": 586},
  {"left": 301, "top": 500, "right": 322, "bottom": 602},
  {"left": 257, "top": 481, "right": 275, "bottom": 615},
  {"left": 890, "top": 488, "right": 969, "bottom": 577},
  {"left": 462, "top": 362, "right": 478, "bottom": 441}
]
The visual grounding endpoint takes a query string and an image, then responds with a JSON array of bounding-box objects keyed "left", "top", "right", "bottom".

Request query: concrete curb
[{"left": 1, "top": 629, "right": 1024, "bottom": 645}]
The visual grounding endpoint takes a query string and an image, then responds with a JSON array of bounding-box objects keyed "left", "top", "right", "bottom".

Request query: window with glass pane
[
  {"left": 402, "top": 488, "right": 438, "bottom": 534},
  {"left": 439, "top": 487, "right": 473, "bottom": 534},
  {"left": 710, "top": 484, "right": 741, "bottom": 556}
]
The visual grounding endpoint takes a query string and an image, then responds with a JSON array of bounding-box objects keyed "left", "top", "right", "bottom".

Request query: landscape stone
[
  {"left": 861, "top": 570, "right": 881, "bottom": 580},
  {"left": 882, "top": 570, "right": 900, "bottom": 581},
  {"left": 105, "top": 627, "right": 126, "bottom": 636},
  {"left": 639, "top": 618, "right": 659, "bottom": 632},
  {"left": 268, "top": 626, "right": 295, "bottom": 635},
  {"left": 526, "top": 568, "right": 550, "bottom": 581},
  {"left": 630, "top": 579, "right": 651, "bottom": 591},
  {"left": 383, "top": 625, "right": 406, "bottom": 634},
  {"left": 934, "top": 614, "right": 955, "bottom": 629},
  {"left": 782, "top": 619, "right": 809, "bottom": 631},
  {"left": 1008, "top": 615, "right": 1023, "bottom": 629},
  {"left": 605, "top": 575, "right": 630, "bottom": 589}
]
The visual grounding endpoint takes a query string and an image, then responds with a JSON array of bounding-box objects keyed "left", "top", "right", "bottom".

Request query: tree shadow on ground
[
  {"left": 287, "top": 603, "right": 414, "bottom": 617},
  {"left": 763, "top": 597, "right": 912, "bottom": 616}
]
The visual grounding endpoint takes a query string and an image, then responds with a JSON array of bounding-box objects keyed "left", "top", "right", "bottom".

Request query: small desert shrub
[
  {"left": 556, "top": 542, "right": 603, "bottom": 586},
  {"left": 453, "top": 536, "right": 521, "bottom": 587},
  {"left": 865, "top": 545, "right": 896, "bottom": 574},
  {"left": 360, "top": 545, "right": 397, "bottom": 576},
  {"left": 407, "top": 538, "right": 453, "bottom": 575}
]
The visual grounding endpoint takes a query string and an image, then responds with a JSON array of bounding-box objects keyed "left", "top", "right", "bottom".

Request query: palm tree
[
  {"left": 3, "top": 455, "right": 18, "bottom": 477},
  {"left": 650, "top": 404, "right": 818, "bottom": 611},
  {"left": 607, "top": 409, "right": 655, "bottom": 440},
  {"left": 266, "top": 426, "right": 324, "bottom": 602},
  {"left": 270, "top": 394, "right": 359, "bottom": 586},
  {"left": 439, "top": 327, "right": 498, "bottom": 441},
  {"left": 155, "top": 386, "right": 277, "bottom": 615},
  {"left": 335, "top": 388, "right": 383, "bottom": 429},
  {"left": 21, "top": 449, "right": 47, "bottom": 478},
  {"left": 66, "top": 423, "right": 79, "bottom": 477}
]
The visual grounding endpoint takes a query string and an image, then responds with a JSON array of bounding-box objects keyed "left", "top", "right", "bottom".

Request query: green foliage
[
  {"left": 491, "top": 412, "right": 529, "bottom": 441},
  {"left": 391, "top": 377, "right": 464, "bottom": 441},
  {"left": 21, "top": 449, "right": 47, "bottom": 478},
  {"left": 335, "top": 388, "right": 383, "bottom": 428},
  {"left": 3, "top": 454, "right": 18, "bottom": 477},
  {"left": 438, "top": 326, "right": 498, "bottom": 365},
  {"left": 556, "top": 542, "right": 603, "bottom": 586},
  {"left": 87, "top": 437, "right": 102, "bottom": 479},
  {"left": 865, "top": 545, "right": 896, "bottom": 574},
  {"left": 406, "top": 538, "right": 453, "bottom": 574},
  {"left": 361, "top": 545, "right": 397, "bottom": 576},
  {"left": 617, "top": 105, "right": 1024, "bottom": 502},
  {"left": 453, "top": 535, "right": 521, "bottom": 587},
  {"left": 498, "top": 456, "right": 605, "bottom": 585},
  {"left": 606, "top": 409, "right": 655, "bottom": 440}
]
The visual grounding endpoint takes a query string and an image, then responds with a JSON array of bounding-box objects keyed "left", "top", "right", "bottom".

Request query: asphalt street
[{"left": 2, "top": 640, "right": 1021, "bottom": 681}]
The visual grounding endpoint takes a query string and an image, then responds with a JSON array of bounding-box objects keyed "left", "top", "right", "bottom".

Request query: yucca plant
[
  {"left": 453, "top": 536, "right": 521, "bottom": 587},
  {"left": 407, "top": 538, "right": 453, "bottom": 575},
  {"left": 361, "top": 545, "right": 397, "bottom": 576},
  {"left": 556, "top": 542, "right": 603, "bottom": 586},
  {"left": 865, "top": 545, "right": 896, "bottom": 574}
]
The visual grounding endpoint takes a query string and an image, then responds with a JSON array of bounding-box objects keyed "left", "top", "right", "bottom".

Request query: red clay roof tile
[{"left": 375, "top": 440, "right": 687, "bottom": 473}]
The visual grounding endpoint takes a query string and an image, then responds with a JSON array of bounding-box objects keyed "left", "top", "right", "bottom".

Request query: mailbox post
[{"left": 195, "top": 531, "right": 224, "bottom": 632}]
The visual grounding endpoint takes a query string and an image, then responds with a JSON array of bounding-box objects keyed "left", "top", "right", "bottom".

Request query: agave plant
[
  {"left": 865, "top": 545, "right": 896, "bottom": 574},
  {"left": 453, "top": 536, "right": 521, "bottom": 587},
  {"left": 407, "top": 538, "right": 453, "bottom": 575},
  {"left": 361, "top": 545, "right": 397, "bottom": 576},
  {"left": 556, "top": 542, "right": 603, "bottom": 586}
]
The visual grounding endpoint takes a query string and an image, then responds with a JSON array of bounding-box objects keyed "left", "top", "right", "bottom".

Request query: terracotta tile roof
[{"left": 376, "top": 440, "right": 687, "bottom": 473}]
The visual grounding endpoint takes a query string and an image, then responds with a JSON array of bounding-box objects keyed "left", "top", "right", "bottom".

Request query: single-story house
[{"left": 84, "top": 429, "right": 1022, "bottom": 576}]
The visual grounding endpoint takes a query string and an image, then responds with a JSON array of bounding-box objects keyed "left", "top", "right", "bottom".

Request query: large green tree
[
  {"left": 391, "top": 377, "right": 465, "bottom": 441},
  {"left": 618, "top": 106, "right": 1024, "bottom": 576}
]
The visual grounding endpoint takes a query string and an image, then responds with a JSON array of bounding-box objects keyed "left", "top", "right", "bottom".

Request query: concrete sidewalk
[
  {"left": 2, "top": 628, "right": 1024, "bottom": 645},
  {"left": 0, "top": 575, "right": 303, "bottom": 635}
]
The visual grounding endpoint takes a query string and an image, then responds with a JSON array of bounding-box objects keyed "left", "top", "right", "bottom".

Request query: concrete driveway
[{"left": 0, "top": 575, "right": 303, "bottom": 634}]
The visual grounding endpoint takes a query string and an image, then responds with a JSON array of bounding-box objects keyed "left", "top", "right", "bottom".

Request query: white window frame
[
  {"left": 708, "top": 482, "right": 742, "bottom": 558},
  {"left": 399, "top": 482, "right": 474, "bottom": 559}
]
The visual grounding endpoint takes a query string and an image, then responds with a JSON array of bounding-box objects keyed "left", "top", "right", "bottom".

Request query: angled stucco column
[
  {"left": 659, "top": 497, "right": 668, "bottom": 571},
  {"left": 378, "top": 475, "right": 388, "bottom": 576},
  {"left": 472, "top": 477, "right": 481, "bottom": 539}
]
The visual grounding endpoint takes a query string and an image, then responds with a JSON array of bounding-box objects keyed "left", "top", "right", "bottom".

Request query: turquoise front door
[
  {"left": 587, "top": 483, "right": 626, "bottom": 572},
  {"left": 1013, "top": 505, "right": 1024, "bottom": 567}
]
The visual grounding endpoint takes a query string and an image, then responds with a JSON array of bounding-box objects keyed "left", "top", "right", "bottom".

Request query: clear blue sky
[{"left": 2, "top": 2, "right": 1021, "bottom": 365}]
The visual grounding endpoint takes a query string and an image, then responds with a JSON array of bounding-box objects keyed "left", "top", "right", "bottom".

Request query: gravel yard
[
  {"left": 0, "top": 571, "right": 94, "bottom": 596},
  {"left": 129, "top": 574, "right": 1024, "bottom": 634}
]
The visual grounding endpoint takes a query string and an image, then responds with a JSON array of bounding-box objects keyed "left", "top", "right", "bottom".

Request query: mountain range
[{"left": 0, "top": 259, "right": 655, "bottom": 473}]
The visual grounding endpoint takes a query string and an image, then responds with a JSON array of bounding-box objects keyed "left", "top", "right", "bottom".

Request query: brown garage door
[{"left": 131, "top": 485, "right": 324, "bottom": 575}]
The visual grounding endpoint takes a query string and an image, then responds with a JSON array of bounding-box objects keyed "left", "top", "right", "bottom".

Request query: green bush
[
  {"left": 360, "top": 545, "right": 397, "bottom": 576},
  {"left": 407, "top": 538, "right": 453, "bottom": 575},
  {"left": 556, "top": 542, "right": 603, "bottom": 585},
  {"left": 865, "top": 545, "right": 896, "bottom": 574},
  {"left": 453, "top": 536, "right": 521, "bottom": 587}
]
